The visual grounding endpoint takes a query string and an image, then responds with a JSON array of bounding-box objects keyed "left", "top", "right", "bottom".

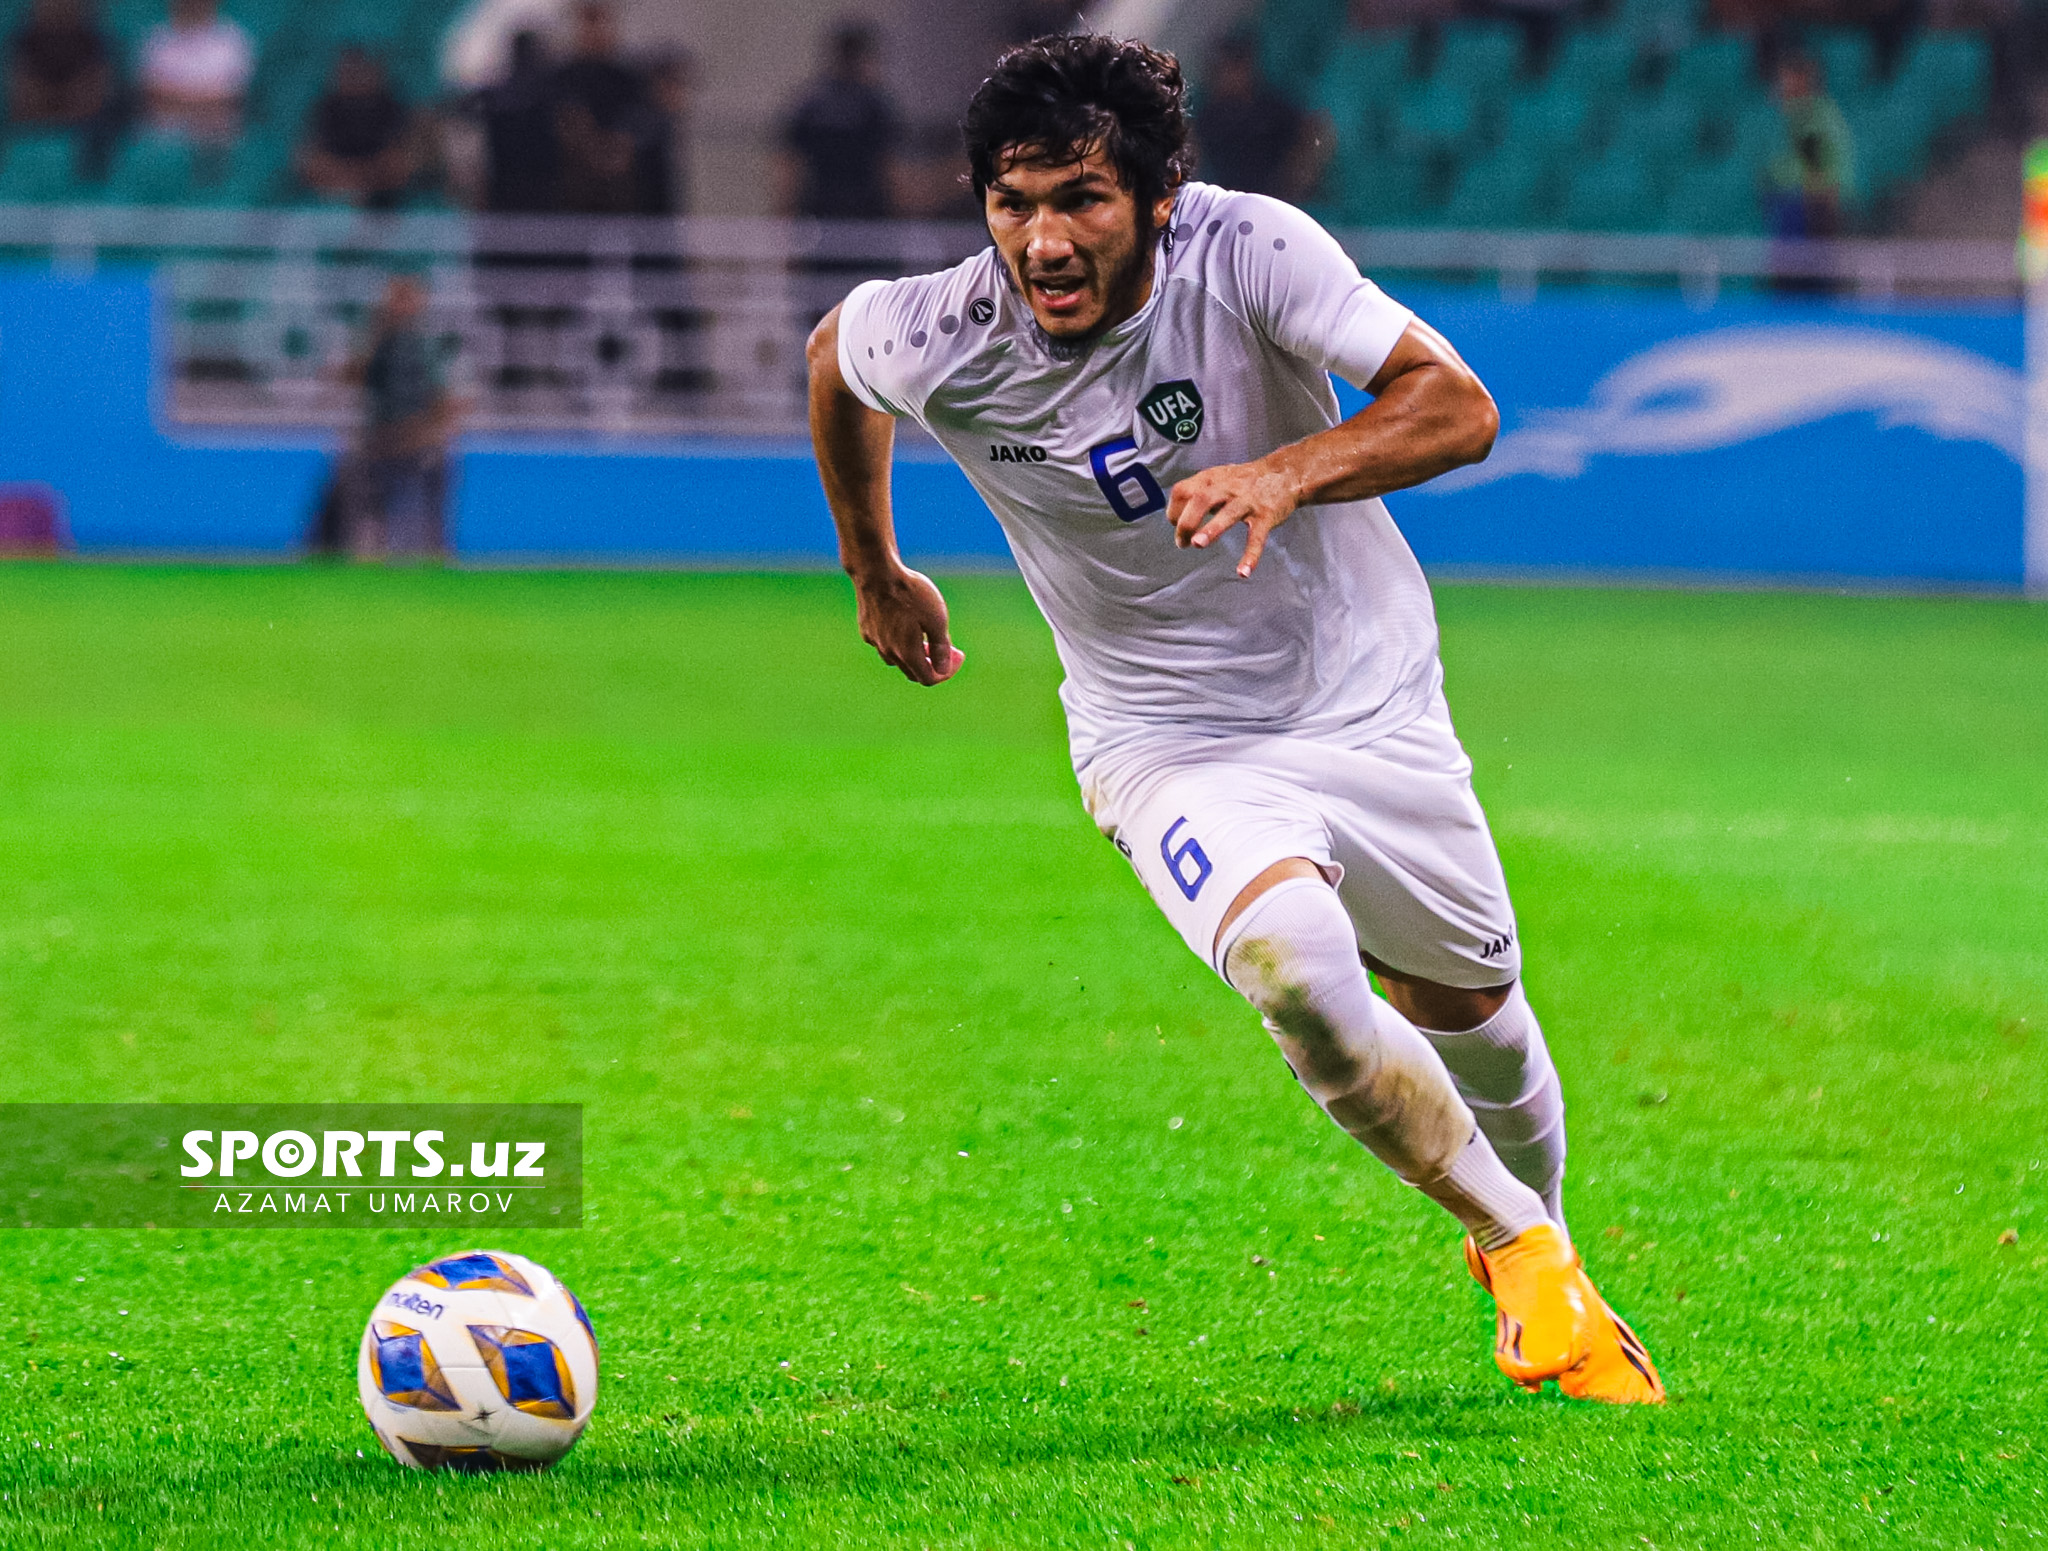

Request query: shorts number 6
[{"left": 1159, "top": 816, "right": 1213, "bottom": 901}]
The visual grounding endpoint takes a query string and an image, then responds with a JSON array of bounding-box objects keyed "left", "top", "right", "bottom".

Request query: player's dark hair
[{"left": 962, "top": 34, "right": 1193, "bottom": 211}]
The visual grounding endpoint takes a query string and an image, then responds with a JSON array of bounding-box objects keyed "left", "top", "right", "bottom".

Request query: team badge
[{"left": 1139, "top": 379, "right": 1204, "bottom": 445}]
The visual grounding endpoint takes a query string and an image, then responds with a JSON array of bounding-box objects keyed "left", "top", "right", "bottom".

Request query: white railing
[
  {"left": 0, "top": 205, "right": 2015, "bottom": 437},
  {"left": 1334, "top": 228, "right": 2020, "bottom": 304}
]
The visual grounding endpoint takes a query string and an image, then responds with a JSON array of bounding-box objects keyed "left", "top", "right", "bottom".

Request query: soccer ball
[{"left": 357, "top": 1249, "right": 599, "bottom": 1472}]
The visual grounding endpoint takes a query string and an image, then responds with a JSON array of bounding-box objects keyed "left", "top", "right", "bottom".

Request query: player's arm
[
  {"left": 805, "top": 305, "right": 964, "bottom": 687},
  {"left": 1168, "top": 316, "right": 1497, "bottom": 578}
]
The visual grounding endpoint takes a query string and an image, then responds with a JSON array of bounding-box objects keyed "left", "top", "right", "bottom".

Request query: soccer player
[{"left": 805, "top": 34, "right": 1663, "bottom": 1403}]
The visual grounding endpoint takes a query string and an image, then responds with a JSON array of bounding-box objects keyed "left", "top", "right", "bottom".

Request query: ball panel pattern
[
  {"left": 408, "top": 1253, "right": 537, "bottom": 1297},
  {"left": 468, "top": 1325, "right": 577, "bottom": 1419},
  {"left": 367, "top": 1321, "right": 463, "bottom": 1412}
]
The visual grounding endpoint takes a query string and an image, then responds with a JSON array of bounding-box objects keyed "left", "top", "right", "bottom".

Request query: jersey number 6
[{"left": 1088, "top": 435, "right": 1167, "bottom": 523}]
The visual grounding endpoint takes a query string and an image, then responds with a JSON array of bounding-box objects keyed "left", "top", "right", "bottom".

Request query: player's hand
[
  {"left": 1167, "top": 459, "right": 1303, "bottom": 578},
  {"left": 852, "top": 565, "right": 965, "bottom": 686}
]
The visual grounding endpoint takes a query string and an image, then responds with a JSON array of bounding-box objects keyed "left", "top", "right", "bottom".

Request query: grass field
[{"left": 2, "top": 562, "right": 2045, "bottom": 1549}]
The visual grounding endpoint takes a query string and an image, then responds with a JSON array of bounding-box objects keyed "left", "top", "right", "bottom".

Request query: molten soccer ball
[{"left": 358, "top": 1249, "right": 598, "bottom": 1472}]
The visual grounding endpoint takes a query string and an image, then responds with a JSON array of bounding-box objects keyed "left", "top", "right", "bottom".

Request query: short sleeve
[
  {"left": 1224, "top": 194, "right": 1414, "bottom": 391},
  {"left": 137, "top": 26, "right": 171, "bottom": 83},
  {"left": 835, "top": 276, "right": 927, "bottom": 422},
  {"left": 225, "top": 26, "right": 256, "bottom": 90}
]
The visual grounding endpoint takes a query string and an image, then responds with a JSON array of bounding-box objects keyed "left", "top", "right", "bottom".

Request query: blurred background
[{"left": 0, "top": 0, "right": 2034, "bottom": 588}]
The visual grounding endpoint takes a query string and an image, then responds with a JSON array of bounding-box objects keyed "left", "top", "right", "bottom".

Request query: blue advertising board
[
  {"left": 0, "top": 270, "right": 2025, "bottom": 586},
  {"left": 1358, "top": 288, "right": 2024, "bottom": 587}
]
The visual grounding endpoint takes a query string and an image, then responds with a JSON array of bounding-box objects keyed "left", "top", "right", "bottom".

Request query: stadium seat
[
  {"left": 1551, "top": 28, "right": 1640, "bottom": 98},
  {"left": 102, "top": 0, "right": 161, "bottom": 45},
  {"left": 1714, "top": 98, "right": 1784, "bottom": 170},
  {"left": 1559, "top": 150, "right": 1660, "bottom": 230},
  {"left": 1847, "top": 93, "right": 1934, "bottom": 194},
  {"left": 1311, "top": 29, "right": 1411, "bottom": 153},
  {"left": 1312, "top": 25, "right": 1411, "bottom": 94},
  {"left": 1393, "top": 81, "right": 1478, "bottom": 156},
  {"left": 1441, "top": 147, "right": 1556, "bottom": 228},
  {"left": 1659, "top": 154, "right": 1763, "bottom": 233},
  {"left": 309, "top": 0, "right": 409, "bottom": 46},
  {"left": 224, "top": 0, "right": 299, "bottom": 33},
  {"left": 1894, "top": 29, "right": 1992, "bottom": 120},
  {"left": 1260, "top": 0, "right": 1347, "bottom": 97},
  {"left": 1614, "top": 0, "right": 1700, "bottom": 54},
  {"left": 1668, "top": 36, "right": 1752, "bottom": 102},
  {"left": 102, "top": 134, "right": 200, "bottom": 205},
  {"left": 1431, "top": 23, "right": 1522, "bottom": 94},
  {"left": 1500, "top": 85, "right": 1593, "bottom": 152},
  {"left": 0, "top": 0, "right": 466, "bottom": 210},
  {"left": 1807, "top": 27, "right": 1877, "bottom": 103},
  {"left": 222, "top": 136, "right": 292, "bottom": 205},
  {"left": 0, "top": 133, "right": 83, "bottom": 203},
  {"left": 1327, "top": 149, "right": 1428, "bottom": 227},
  {"left": 1623, "top": 88, "right": 1707, "bottom": 175}
]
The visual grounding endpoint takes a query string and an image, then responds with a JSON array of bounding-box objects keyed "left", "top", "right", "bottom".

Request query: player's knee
[
  {"left": 1465, "top": 1086, "right": 1562, "bottom": 1146},
  {"left": 1419, "top": 983, "right": 1547, "bottom": 1105},
  {"left": 1223, "top": 884, "right": 1377, "bottom": 1100},
  {"left": 1380, "top": 973, "right": 1511, "bottom": 1034},
  {"left": 1428, "top": 1029, "right": 1535, "bottom": 1104}
]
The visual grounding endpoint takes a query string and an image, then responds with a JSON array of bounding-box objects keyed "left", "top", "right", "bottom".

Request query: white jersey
[{"left": 837, "top": 181, "right": 1441, "bottom": 774}]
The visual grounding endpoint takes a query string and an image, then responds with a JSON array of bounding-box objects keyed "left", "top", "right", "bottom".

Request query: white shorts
[{"left": 1080, "top": 692, "right": 1521, "bottom": 989}]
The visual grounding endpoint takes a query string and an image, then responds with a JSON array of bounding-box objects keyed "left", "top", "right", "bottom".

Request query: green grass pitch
[{"left": 2, "top": 562, "right": 2045, "bottom": 1548}]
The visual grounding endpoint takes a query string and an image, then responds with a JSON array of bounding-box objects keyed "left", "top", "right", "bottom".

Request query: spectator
[
  {"left": 1862, "top": 0, "right": 1924, "bottom": 79},
  {"left": 1194, "top": 34, "right": 1314, "bottom": 201},
  {"left": 9, "top": 0, "right": 113, "bottom": 130},
  {"left": 553, "top": 0, "right": 645, "bottom": 214},
  {"left": 1483, "top": 0, "right": 1571, "bottom": 75},
  {"left": 1006, "top": 0, "right": 1086, "bottom": 41},
  {"left": 777, "top": 20, "right": 899, "bottom": 219},
  {"left": 630, "top": 52, "right": 693, "bottom": 216},
  {"left": 1766, "top": 53, "right": 1855, "bottom": 240},
  {"left": 297, "top": 47, "right": 417, "bottom": 210},
  {"left": 1348, "top": 0, "right": 1456, "bottom": 24},
  {"left": 478, "top": 28, "right": 559, "bottom": 214},
  {"left": 326, "top": 276, "right": 460, "bottom": 561},
  {"left": 137, "top": 0, "right": 252, "bottom": 147}
]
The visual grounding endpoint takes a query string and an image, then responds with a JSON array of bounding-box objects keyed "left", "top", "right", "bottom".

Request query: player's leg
[
  {"left": 1214, "top": 862, "right": 1550, "bottom": 1249},
  {"left": 1300, "top": 702, "right": 1662, "bottom": 1402},
  {"left": 1089, "top": 747, "right": 1592, "bottom": 1388},
  {"left": 1293, "top": 697, "right": 1570, "bottom": 1232},
  {"left": 1363, "top": 959, "right": 1658, "bottom": 1401},
  {"left": 1368, "top": 957, "right": 1568, "bottom": 1233},
  {"left": 1212, "top": 862, "right": 1592, "bottom": 1387}
]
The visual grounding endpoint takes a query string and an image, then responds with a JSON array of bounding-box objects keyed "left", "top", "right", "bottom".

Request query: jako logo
[
  {"left": 387, "top": 1289, "right": 445, "bottom": 1320},
  {"left": 1432, "top": 326, "right": 2022, "bottom": 491},
  {"left": 988, "top": 444, "right": 1049, "bottom": 463}
]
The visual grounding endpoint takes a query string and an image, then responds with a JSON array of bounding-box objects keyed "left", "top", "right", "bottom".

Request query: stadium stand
[
  {"left": 1274, "top": 0, "right": 1997, "bottom": 232},
  {"left": 0, "top": 0, "right": 459, "bottom": 205},
  {"left": 0, "top": 0, "right": 2009, "bottom": 234}
]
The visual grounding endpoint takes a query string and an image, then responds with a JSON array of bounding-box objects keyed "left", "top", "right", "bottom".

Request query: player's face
[{"left": 985, "top": 144, "right": 1176, "bottom": 342}]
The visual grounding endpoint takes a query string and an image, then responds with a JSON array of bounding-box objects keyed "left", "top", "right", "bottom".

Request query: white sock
[
  {"left": 1221, "top": 879, "right": 1550, "bottom": 1251},
  {"left": 1415, "top": 981, "right": 1568, "bottom": 1236}
]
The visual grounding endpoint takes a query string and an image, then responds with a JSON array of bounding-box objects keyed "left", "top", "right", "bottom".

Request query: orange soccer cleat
[
  {"left": 1464, "top": 1233, "right": 1666, "bottom": 1404},
  {"left": 1558, "top": 1270, "right": 1666, "bottom": 1404},
  {"left": 1468, "top": 1222, "right": 1591, "bottom": 1390}
]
